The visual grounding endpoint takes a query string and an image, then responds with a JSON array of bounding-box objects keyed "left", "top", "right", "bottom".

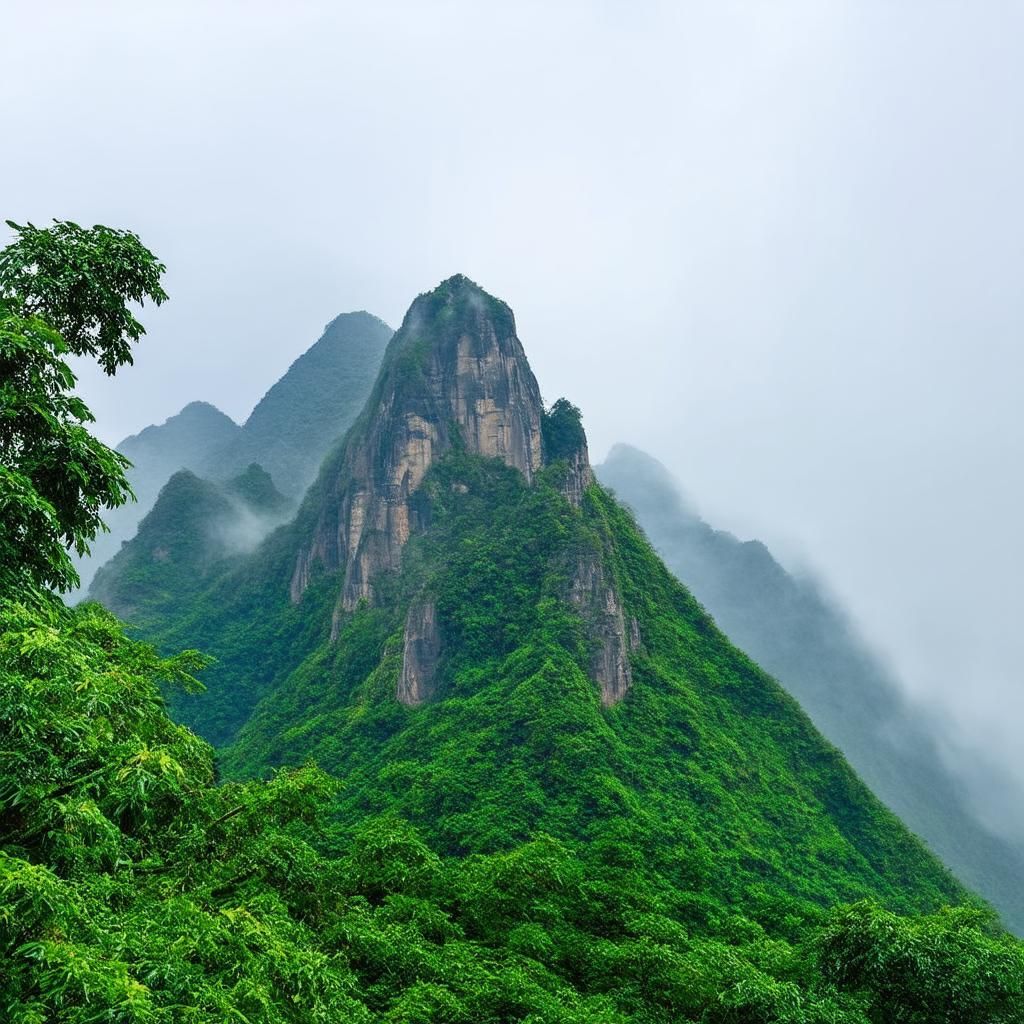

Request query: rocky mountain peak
[
  {"left": 290, "top": 275, "right": 548, "bottom": 622},
  {"left": 285, "top": 275, "right": 640, "bottom": 706}
]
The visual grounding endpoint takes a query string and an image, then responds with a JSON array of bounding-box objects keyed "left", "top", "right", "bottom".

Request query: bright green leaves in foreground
[
  {"left": 818, "top": 901, "right": 1024, "bottom": 1021},
  {"left": 3, "top": 602, "right": 1023, "bottom": 1020},
  {"left": 0, "top": 219, "right": 168, "bottom": 374},
  {"left": 0, "top": 219, "right": 167, "bottom": 594},
  {"left": 0, "top": 303, "right": 131, "bottom": 594},
  {"left": 1, "top": 598, "right": 363, "bottom": 1022}
]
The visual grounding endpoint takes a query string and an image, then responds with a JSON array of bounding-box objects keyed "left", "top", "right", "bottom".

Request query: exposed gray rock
[
  {"left": 629, "top": 615, "right": 642, "bottom": 652},
  {"left": 398, "top": 596, "right": 443, "bottom": 706},
  {"left": 560, "top": 446, "right": 594, "bottom": 508},
  {"left": 568, "top": 550, "right": 633, "bottom": 705},
  {"left": 291, "top": 276, "right": 546, "bottom": 627}
]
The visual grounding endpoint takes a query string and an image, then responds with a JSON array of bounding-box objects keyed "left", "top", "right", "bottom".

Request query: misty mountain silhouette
[{"left": 596, "top": 442, "right": 1024, "bottom": 933}]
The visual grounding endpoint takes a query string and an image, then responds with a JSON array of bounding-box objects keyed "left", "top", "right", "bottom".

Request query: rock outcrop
[
  {"left": 567, "top": 549, "right": 633, "bottom": 705},
  {"left": 540, "top": 398, "right": 593, "bottom": 508},
  {"left": 560, "top": 447, "right": 594, "bottom": 508},
  {"left": 290, "top": 276, "right": 545, "bottom": 627},
  {"left": 397, "top": 596, "right": 443, "bottom": 706},
  {"left": 288, "top": 274, "right": 636, "bottom": 705}
]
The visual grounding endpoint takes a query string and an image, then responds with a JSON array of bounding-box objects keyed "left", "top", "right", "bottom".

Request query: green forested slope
[
  {"left": 89, "top": 464, "right": 292, "bottom": 626},
  {"left": 5, "top": 599, "right": 1022, "bottom": 1023},
  {"left": 137, "top": 447, "right": 968, "bottom": 919},
  {"left": 596, "top": 443, "right": 1024, "bottom": 934}
]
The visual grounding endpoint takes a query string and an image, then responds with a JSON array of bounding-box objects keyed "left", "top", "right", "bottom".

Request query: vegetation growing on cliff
[{"left": 542, "top": 398, "right": 587, "bottom": 462}]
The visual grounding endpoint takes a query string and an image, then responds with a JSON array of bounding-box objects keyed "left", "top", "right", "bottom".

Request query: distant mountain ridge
[
  {"left": 211, "top": 311, "right": 393, "bottom": 497},
  {"left": 596, "top": 442, "right": 1024, "bottom": 934},
  {"left": 120, "top": 400, "right": 241, "bottom": 466},
  {"left": 71, "top": 311, "right": 392, "bottom": 594}
]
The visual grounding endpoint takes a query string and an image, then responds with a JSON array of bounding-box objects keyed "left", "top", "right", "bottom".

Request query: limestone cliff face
[
  {"left": 398, "top": 596, "right": 443, "bottom": 706},
  {"left": 567, "top": 549, "right": 634, "bottom": 705},
  {"left": 290, "top": 276, "right": 545, "bottom": 627},
  {"left": 560, "top": 446, "right": 594, "bottom": 508},
  {"left": 289, "top": 274, "right": 636, "bottom": 705}
]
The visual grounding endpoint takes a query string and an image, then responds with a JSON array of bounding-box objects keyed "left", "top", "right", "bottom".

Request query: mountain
[
  {"left": 69, "top": 402, "right": 243, "bottom": 597},
  {"left": 210, "top": 311, "right": 393, "bottom": 496},
  {"left": 92, "top": 274, "right": 979, "bottom": 951},
  {"left": 90, "top": 464, "right": 292, "bottom": 624},
  {"left": 71, "top": 311, "right": 392, "bottom": 595},
  {"left": 595, "top": 442, "right": 1024, "bottom": 934},
  {"left": 120, "top": 401, "right": 241, "bottom": 473}
]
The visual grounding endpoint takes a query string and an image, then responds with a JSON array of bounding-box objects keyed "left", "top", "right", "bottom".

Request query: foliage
[
  {"left": 4, "top": 597, "right": 1023, "bottom": 1022},
  {"left": 816, "top": 901, "right": 1024, "bottom": 1022},
  {"left": 542, "top": 398, "right": 587, "bottom": 462},
  {"left": 0, "top": 220, "right": 166, "bottom": 594},
  {"left": 0, "top": 219, "right": 167, "bottom": 374},
  {"left": 0, "top": 597, "right": 365, "bottom": 1022}
]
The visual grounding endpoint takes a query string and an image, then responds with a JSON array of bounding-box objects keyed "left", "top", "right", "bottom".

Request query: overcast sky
[{"left": 5, "top": 2, "right": 1023, "bottom": 820}]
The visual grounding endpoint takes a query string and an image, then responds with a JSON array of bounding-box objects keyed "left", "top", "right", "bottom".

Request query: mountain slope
[
  {"left": 595, "top": 442, "right": 1024, "bottom": 934},
  {"left": 211, "top": 311, "right": 393, "bottom": 496},
  {"left": 89, "top": 464, "right": 292, "bottom": 624},
  {"left": 71, "top": 312, "right": 392, "bottom": 594},
  {"left": 69, "top": 402, "right": 243, "bottom": 597},
  {"left": 93, "top": 275, "right": 979, "bottom": 938}
]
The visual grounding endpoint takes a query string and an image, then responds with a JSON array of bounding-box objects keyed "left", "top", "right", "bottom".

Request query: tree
[
  {"left": 541, "top": 397, "right": 586, "bottom": 463},
  {"left": 816, "top": 900, "right": 1024, "bottom": 1022},
  {"left": 0, "top": 220, "right": 167, "bottom": 596}
]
